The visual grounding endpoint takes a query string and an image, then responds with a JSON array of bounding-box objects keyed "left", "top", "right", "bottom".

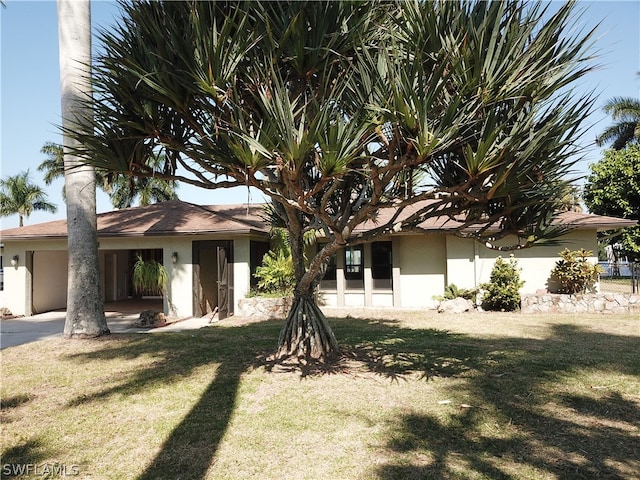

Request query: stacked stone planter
[
  {"left": 521, "top": 293, "right": 640, "bottom": 314},
  {"left": 237, "top": 297, "right": 293, "bottom": 320}
]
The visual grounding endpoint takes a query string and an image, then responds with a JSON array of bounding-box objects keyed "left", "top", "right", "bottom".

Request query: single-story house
[{"left": 0, "top": 199, "right": 635, "bottom": 317}]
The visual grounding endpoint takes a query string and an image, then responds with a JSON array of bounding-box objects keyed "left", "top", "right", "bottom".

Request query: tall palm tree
[
  {"left": 39, "top": 142, "right": 178, "bottom": 208},
  {"left": 596, "top": 97, "right": 640, "bottom": 150},
  {"left": 559, "top": 185, "right": 583, "bottom": 212},
  {"left": 107, "top": 174, "right": 179, "bottom": 208},
  {"left": 57, "top": 0, "right": 109, "bottom": 337},
  {"left": 38, "top": 142, "right": 65, "bottom": 186},
  {"left": 0, "top": 171, "right": 57, "bottom": 227}
]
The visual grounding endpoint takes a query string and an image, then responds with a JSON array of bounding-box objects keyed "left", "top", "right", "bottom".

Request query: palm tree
[
  {"left": 39, "top": 142, "right": 178, "bottom": 208},
  {"left": 596, "top": 96, "right": 640, "bottom": 150},
  {"left": 108, "top": 175, "right": 178, "bottom": 208},
  {"left": 0, "top": 171, "right": 57, "bottom": 226},
  {"left": 38, "top": 142, "right": 65, "bottom": 186},
  {"left": 559, "top": 185, "right": 583, "bottom": 213},
  {"left": 57, "top": 0, "right": 109, "bottom": 337}
]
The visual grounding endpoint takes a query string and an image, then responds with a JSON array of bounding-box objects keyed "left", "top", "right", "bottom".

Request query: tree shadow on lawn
[
  {"left": 363, "top": 321, "right": 640, "bottom": 480},
  {"left": 55, "top": 316, "right": 638, "bottom": 480},
  {"left": 1, "top": 394, "right": 58, "bottom": 476},
  {"left": 1, "top": 438, "right": 58, "bottom": 477},
  {"left": 60, "top": 320, "right": 283, "bottom": 480}
]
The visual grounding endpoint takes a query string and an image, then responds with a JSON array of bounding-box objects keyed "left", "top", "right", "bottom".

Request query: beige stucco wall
[
  {"left": 233, "top": 237, "right": 251, "bottom": 313},
  {"left": 446, "top": 229, "right": 599, "bottom": 294},
  {"left": 396, "top": 234, "right": 447, "bottom": 308},
  {"left": 98, "top": 235, "right": 254, "bottom": 317},
  {"left": 1, "top": 234, "right": 256, "bottom": 318},
  {"left": 481, "top": 229, "right": 599, "bottom": 293},
  {"left": 0, "top": 239, "right": 69, "bottom": 316},
  {"left": 445, "top": 236, "right": 478, "bottom": 290},
  {"left": 0, "top": 243, "right": 29, "bottom": 315},
  {"left": 0, "top": 227, "right": 601, "bottom": 317},
  {"left": 32, "top": 250, "right": 68, "bottom": 313}
]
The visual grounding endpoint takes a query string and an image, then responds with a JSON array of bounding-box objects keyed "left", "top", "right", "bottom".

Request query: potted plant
[{"left": 132, "top": 254, "right": 168, "bottom": 297}]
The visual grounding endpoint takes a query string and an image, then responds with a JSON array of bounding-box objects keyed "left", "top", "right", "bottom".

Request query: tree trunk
[
  {"left": 58, "top": 0, "right": 109, "bottom": 337},
  {"left": 275, "top": 207, "right": 339, "bottom": 361},
  {"left": 276, "top": 293, "right": 340, "bottom": 361}
]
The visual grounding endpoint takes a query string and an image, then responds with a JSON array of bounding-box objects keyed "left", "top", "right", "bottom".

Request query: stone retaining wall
[
  {"left": 237, "top": 297, "right": 293, "bottom": 320},
  {"left": 521, "top": 293, "right": 640, "bottom": 314}
]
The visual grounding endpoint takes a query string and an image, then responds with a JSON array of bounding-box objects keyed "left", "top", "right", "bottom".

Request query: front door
[
  {"left": 192, "top": 241, "right": 233, "bottom": 318},
  {"left": 217, "top": 246, "right": 234, "bottom": 320}
]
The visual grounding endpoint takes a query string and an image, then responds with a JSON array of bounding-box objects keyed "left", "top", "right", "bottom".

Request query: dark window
[
  {"left": 250, "top": 240, "right": 270, "bottom": 288},
  {"left": 371, "top": 241, "right": 393, "bottom": 289},
  {"left": 345, "top": 245, "right": 364, "bottom": 289},
  {"left": 320, "top": 252, "right": 337, "bottom": 290}
]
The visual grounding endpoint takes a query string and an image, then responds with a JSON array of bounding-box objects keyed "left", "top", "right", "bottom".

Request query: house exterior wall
[
  {"left": 445, "top": 236, "right": 478, "bottom": 291},
  {"left": 397, "top": 235, "right": 447, "bottom": 308},
  {"left": 0, "top": 233, "right": 257, "bottom": 318},
  {"left": 33, "top": 250, "right": 68, "bottom": 313},
  {"left": 447, "top": 229, "right": 599, "bottom": 293},
  {"left": 0, "top": 226, "right": 602, "bottom": 317},
  {"left": 0, "top": 244, "right": 25, "bottom": 315},
  {"left": 163, "top": 239, "right": 193, "bottom": 318},
  {"left": 233, "top": 237, "right": 251, "bottom": 312},
  {"left": 95, "top": 235, "right": 254, "bottom": 318},
  {"left": 101, "top": 235, "right": 255, "bottom": 318},
  {"left": 0, "top": 239, "right": 69, "bottom": 316},
  {"left": 318, "top": 235, "right": 447, "bottom": 309},
  {"left": 317, "top": 229, "right": 599, "bottom": 310},
  {"left": 478, "top": 229, "right": 598, "bottom": 293}
]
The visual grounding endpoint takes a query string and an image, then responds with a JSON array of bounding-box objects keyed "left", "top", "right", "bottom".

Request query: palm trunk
[
  {"left": 275, "top": 208, "right": 339, "bottom": 361},
  {"left": 58, "top": 0, "right": 109, "bottom": 337}
]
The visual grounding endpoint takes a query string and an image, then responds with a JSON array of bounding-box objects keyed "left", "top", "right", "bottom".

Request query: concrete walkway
[{"left": 0, "top": 303, "right": 214, "bottom": 349}]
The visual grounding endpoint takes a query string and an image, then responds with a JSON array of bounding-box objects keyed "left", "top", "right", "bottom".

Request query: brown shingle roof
[
  {"left": 352, "top": 200, "right": 637, "bottom": 234},
  {"left": 552, "top": 210, "right": 638, "bottom": 231},
  {"left": 0, "top": 199, "right": 635, "bottom": 241},
  {"left": 0, "top": 200, "right": 269, "bottom": 240}
]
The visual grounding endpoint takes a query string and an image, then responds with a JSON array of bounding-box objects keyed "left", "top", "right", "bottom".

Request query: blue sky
[{"left": 1, "top": 0, "right": 639, "bottom": 228}]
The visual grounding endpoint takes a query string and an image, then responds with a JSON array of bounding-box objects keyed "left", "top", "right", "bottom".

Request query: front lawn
[{"left": 1, "top": 310, "right": 638, "bottom": 479}]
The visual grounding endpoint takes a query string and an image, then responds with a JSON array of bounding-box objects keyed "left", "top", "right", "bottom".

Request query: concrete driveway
[{"left": 0, "top": 301, "right": 213, "bottom": 349}]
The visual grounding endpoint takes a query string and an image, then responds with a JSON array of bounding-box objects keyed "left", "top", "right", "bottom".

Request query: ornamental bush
[
  {"left": 253, "top": 227, "right": 297, "bottom": 296},
  {"left": 435, "top": 284, "right": 478, "bottom": 302},
  {"left": 549, "top": 248, "right": 603, "bottom": 294},
  {"left": 254, "top": 250, "right": 295, "bottom": 295},
  {"left": 481, "top": 256, "right": 524, "bottom": 311}
]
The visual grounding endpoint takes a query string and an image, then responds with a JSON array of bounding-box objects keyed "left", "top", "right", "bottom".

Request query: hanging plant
[{"left": 132, "top": 254, "right": 168, "bottom": 296}]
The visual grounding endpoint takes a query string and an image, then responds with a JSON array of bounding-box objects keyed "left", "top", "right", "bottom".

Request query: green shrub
[
  {"left": 252, "top": 225, "right": 319, "bottom": 297},
  {"left": 481, "top": 255, "right": 524, "bottom": 311},
  {"left": 254, "top": 250, "right": 295, "bottom": 295},
  {"left": 435, "top": 284, "right": 478, "bottom": 302},
  {"left": 549, "top": 248, "right": 603, "bottom": 294}
]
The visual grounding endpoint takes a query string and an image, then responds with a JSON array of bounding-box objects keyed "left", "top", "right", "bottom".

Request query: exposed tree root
[{"left": 275, "top": 295, "right": 340, "bottom": 362}]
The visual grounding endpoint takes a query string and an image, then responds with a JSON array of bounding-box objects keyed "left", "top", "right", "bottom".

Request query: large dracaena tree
[{"left": 67, "top": 0, "right": 597, "bottom": 360}]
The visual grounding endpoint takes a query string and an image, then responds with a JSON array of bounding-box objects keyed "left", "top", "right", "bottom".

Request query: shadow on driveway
[{"left": 0, "top": 299, "right": 211, "bottom": 349}]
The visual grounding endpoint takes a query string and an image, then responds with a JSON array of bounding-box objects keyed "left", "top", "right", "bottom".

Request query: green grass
[{"left": 1, "top": 310, "right": 639, "bottom": 479}]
